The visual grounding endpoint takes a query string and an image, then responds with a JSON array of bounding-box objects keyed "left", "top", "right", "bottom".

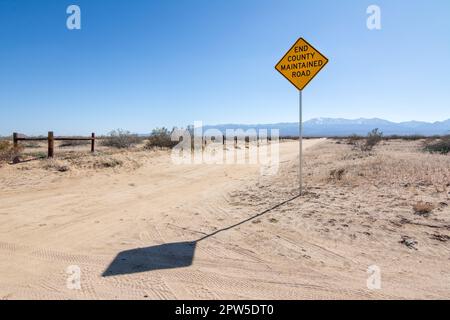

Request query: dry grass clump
[
  {"left": 43, "top": 159, "right": 70, "bottom": 172},
  {"left": 413, "top": 201, "right": 435, "bottom": 217},
  {"left": 56, "top": 152, "right": 124, "bottom": 170},
  {"left": 93, "top": 157, "right": 123, "bottom": 169},
  {"left": 101, "top": 129, "right": 141, "bottom": 149},
  {"left": 0, "top": 140, "right": 23, "bottom": 163},
  {"left": 329, "top": 168, "right": 346, "bottom": 181},
  {"left": 144, "top": 127, "right": 178, "bottom": 149}
]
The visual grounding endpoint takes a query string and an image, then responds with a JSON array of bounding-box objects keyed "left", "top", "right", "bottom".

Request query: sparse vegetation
[
  {"left": 60, "top": 140, "right": 90, "bottom": 148},
  {"left": 23, "top": 141, "right": 41, "bottom": 148},
  {"left": 424, "top": 136, "right": 450, "bottom": 155},
  {"left": 27, "top": 151, "right": 47, "bottom": 159},
  {"left": 145, "top": 127, "right": 178, "bottom": 149},
  {"left": 334, "top": 134, "right": 432, "bottom": 142},
  {"left": 101, "top": 129, "right": 141, "bottom": 149},
  {"left": 383, "top": 134, "right": 427, "bottom": 141}
]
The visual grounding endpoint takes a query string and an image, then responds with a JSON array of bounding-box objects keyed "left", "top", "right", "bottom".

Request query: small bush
[
  {"left": 413, "top": 201, "right": 434, "bottom": 217},
  {"left": 101, "top": 129, "right": 141, "bottom": 149},
  {"left": 145, "top": 127, "right": 178, "bottom": 149},
  {"left": 424, "top": 137, "right": 450, "bottom": 155},
  {"left": 0, "top": 141, "right": 23, "bottom": 163},
  {"left": 360, "top": 128, "right": 383, "bottom": 152}
]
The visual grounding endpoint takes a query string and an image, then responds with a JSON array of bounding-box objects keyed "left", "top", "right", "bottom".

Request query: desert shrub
[
  {"left": 413, "top": 201, "right": 434, "bottom": 217},
  {"left": 101, "top": 129, "right": 141, "bottom": 149},
  {"left": 145, "top": 127, "right": 178, "bottom": 149},
  {"left": 0, "top": 141, "right": 23, "bottom": 163},
  {"left": 424, "top": 137, "right": 450, "bottom": 155},
  {"left": 360, "top": 128, "right": 383, "bottom": 152}
]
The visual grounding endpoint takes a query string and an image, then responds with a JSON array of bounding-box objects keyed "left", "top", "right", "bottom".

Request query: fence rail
[{"left": 13, "top": 131, "right": 95, "bottom": 158}]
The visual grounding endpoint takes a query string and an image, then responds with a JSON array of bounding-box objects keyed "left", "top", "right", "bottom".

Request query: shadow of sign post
[{"left": 102, "top": 194, "right": 302, "bottom": 277}]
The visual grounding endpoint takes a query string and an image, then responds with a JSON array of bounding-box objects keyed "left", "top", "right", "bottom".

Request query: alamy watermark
[
  {"left": 67, "top": 5, "right": 81, "bottom": 30},
  {"left": 367, "top": 5, "right": 381, "bottom": 30},
  {"left": 170, "top": 122, "right": 280, "bottom": 176},
  {"left": 366, "top": 265, "right": 381, "bottom": 290},
  {"left": 66, "top": 265, "right": 81, "bottom": 290}
]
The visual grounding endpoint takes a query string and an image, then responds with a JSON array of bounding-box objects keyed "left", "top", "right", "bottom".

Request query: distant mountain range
[{"left": 203, "top": 118, "right": 450, "bottom": 137}]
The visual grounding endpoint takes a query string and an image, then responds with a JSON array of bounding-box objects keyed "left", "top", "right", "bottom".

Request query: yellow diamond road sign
[{"left": 275, "top": 38, "right": 328, "bottom": 91}]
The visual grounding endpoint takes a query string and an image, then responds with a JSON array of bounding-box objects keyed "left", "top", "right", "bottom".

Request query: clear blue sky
[{"left": 1, "top": 0, "right": 449, "bottom": 135}]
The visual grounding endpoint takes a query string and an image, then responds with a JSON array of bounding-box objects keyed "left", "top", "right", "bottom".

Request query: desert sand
[{"left": 0, "top": 139, "right": 449, "bottom": 299}]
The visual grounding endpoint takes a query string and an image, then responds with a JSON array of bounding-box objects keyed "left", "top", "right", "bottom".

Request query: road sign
[
  {"left": 275, "top": 38, "right": 328, "bottom": 91},
  {"left": 275, "top": 37, "right": 328, "bottom": 196}
]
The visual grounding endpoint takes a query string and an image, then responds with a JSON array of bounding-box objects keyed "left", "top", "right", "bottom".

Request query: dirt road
[
  {"left": 0, "top": 140, "right": 328, "bottom": 299},
  {"left": 2, "top": 138, "right": 449, "bottom": 299}
]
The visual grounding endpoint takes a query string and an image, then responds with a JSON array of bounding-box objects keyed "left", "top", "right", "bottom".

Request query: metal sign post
[
  {"left": 275, "top": 37, "right": 328, "bottom": 196},
  {"left": 299, "top": 90, "right": 303, "bottom": 195}
]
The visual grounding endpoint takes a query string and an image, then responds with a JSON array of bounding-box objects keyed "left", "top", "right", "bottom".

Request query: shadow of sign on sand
[
  {"left": 102, "top": 194, "right": 301, "bottom": 277},
  {"left": 102, "top": 241, "right": 196, "bottom": 276}
]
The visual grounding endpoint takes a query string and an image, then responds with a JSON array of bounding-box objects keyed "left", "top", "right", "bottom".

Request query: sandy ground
[{"left": 0, "top": 139, "right": 449, "bottom": 299}]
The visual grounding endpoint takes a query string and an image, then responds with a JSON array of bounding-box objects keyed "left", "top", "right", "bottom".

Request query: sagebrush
[
  {"left": 362, "top": 128, "right": 383, "bottom": 151},
  {"left": 145, "top": 127, "right": 178, "bottom": 149},
  {"left": 346, "top": 129, "right": 383, "bottom": 151},
  {"left": 101, "top": 129, "right": 141, "bottom": 149}
]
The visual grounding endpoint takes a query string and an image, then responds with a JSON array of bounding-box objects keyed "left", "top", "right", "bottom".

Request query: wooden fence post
[
  {"left": 13, "top": 132, "right": 18, "bottom": 149},
  {"left": 91, "top": 133, "right": 95, "bottom": 153},
  {"left": 48, "top": 131, "right": 54, "bottom": 158}
]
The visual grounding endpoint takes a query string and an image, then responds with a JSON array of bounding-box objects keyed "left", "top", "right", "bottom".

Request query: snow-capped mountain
[{"left": 203, "top": 118, "right": 450, "bottom": 137}]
